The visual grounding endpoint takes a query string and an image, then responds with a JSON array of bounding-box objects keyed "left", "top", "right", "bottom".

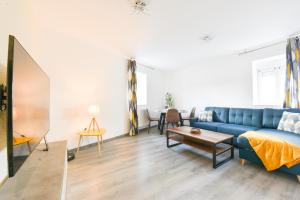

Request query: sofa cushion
[
  {"left": 259, "top": 128, "right": 300, "bottom": 146},
  {"left": 228, "top": 108, "right": 263, "bottom": 128},
  {"left": 217, "top": 124, "right": 259, "bottom": 137},
  {"left": 238, "top": 128, "right": 300, "bottom": 149},
  {"left": 205, "top": 107, "right": 229, "bottom": 123},
  {"left": 278, "top": 111, "right": 300, "bottom": 134},
  {"left": 262, "top": 108, "right": 300, "bottom": 129},
  {"left": 192, "top": 122, "right": 225, "bottom": 132},
  {"left": 198, "top": 111, "right": 213, "bottom": 122}
]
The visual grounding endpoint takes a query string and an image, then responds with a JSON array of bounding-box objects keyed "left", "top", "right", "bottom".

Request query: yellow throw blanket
[{"left": 241, "top": 131, "right": 300, "bottom": 171}]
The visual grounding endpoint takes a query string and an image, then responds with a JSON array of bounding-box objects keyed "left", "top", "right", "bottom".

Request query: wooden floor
[{"left": 67, "top": 128, "right": 300, "bottom": 200}]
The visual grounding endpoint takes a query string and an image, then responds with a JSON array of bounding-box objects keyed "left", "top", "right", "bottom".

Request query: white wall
[
  {"left": 30, "top": 34, "right": 166, "bottom": 147},
  {"left": 0, "top": 0, "right": 168, "bottom": 152},
  {"left": 38, "top": 36, "right": 130, "bottom": 149},
  {"left": 166, "top": 44, "right": 286, "bottom": 112},
  {"left": 12, "top": 30, "right": 130, "bottom": 150},
  {"left": 0, "top": 148, "right": 7, "bottom": 184},
  {"left": 0, "top": 25, "right": 129, "bottom": 152},
  {"left": 0, "top": 1, "right": 168, "bottom": 185}
]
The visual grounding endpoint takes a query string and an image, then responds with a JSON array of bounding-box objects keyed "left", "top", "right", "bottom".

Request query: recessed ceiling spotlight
[{"left": 200, "top": 34, "right": 215, "bottom": 42}]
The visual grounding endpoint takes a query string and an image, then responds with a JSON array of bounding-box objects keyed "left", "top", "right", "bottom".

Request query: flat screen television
[{"left": 6, "top": 35, "right": 50, "bottom": 177}]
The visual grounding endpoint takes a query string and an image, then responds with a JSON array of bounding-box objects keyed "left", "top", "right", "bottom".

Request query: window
[
  {"left": 136, "top": 71, "right": 147, "bottom": 105},
  {"left": 252, "top": 55, "right": 286, "bottom": 106}
]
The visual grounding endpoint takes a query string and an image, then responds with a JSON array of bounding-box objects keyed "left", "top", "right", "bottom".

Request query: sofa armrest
[{"left": 190, "top": 117, "right": 199, "bottom": 126}]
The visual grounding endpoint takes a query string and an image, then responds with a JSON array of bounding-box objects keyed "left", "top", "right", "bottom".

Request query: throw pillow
[
  {"left": 199, "top": 111, "right": 213, "bottom": 122},
  {"left": 277, "top": 111, "right": 300, "bottom": 134}
]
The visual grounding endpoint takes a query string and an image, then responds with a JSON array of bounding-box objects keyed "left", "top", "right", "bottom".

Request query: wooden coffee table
[{"left": 166, "top": 126, "right": 234, "bottom": 168}]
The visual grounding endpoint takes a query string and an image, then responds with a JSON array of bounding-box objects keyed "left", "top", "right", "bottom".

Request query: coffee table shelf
[
  {"left": 169, "top": 135, "right": 232, "bottom": 155},
  {"left": 166, "top": 126, "right": 234, "bottom": 168}
]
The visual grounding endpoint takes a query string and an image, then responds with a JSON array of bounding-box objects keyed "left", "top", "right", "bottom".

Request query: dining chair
[
  {"left": 182, "top": 107, "right": 196, "bottom": 125},
  {"left": 166, "top": 108, "right": 180, "bottom": 129},
  {"left": 146, "top": 109, "right": 160, "bottom": 134}
]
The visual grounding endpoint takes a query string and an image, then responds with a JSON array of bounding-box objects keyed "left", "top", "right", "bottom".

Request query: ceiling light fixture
[
  {"left": 200, "top": 34, "right": 215, "bottom": 42},
  {"left": 132, "top": 0, "right": 149, "bottom": 14}
]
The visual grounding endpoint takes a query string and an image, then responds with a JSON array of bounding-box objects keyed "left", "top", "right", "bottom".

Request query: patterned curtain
[
  {"left": 283, "top": 37, "right": 300, "bottom": 108},
  {"left": 128, "top": 60, "right": 139, "bottom": 136}
]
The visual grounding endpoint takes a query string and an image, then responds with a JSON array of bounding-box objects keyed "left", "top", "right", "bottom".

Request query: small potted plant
[{"left": 165, "top": 93, "right": 174, "bottom": 108}]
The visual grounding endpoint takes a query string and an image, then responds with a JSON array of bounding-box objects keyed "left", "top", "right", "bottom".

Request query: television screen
[{"left": 6, "top": 35, "right": 50, "bottom": 176}]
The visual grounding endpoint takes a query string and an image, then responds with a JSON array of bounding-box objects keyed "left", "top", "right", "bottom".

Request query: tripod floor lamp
[{"left": 77, "top": 105, "right": 106, "bottom": 155}]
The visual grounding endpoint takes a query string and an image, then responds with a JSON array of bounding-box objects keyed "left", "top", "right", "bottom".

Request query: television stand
[{"left": 0, "top": 141, "right": 68, "bottom": 200}]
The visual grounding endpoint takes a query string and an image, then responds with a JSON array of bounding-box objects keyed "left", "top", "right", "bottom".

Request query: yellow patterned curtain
[
  {"left": 128, "top": 60, "right": 139, "bottom": 136},
  {"left": 284, "top": 37, "right": 300, "bottom": 108}
]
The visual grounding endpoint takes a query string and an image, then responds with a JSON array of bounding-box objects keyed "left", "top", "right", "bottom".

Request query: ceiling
[{"left": 19, "top": 0, "right": 300, "bottom": 69}]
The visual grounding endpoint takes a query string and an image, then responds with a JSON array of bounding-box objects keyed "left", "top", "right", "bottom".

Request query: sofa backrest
[
  {"left": 262, "top": 108, "right": 300, "bottom": 129},
  {"left": 205, "top": 107, "right": 229, "bottom": 123},
  {"left": 229, "top": 108, "right": 263, "bottom": 128},
  {"left": 262, "top": 108, "right": 287, "bottom": 129}
]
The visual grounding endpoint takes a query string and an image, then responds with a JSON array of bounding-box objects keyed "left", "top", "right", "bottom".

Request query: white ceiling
[{"left": 23, "top": 0, "right": 300, "bottom": 69}]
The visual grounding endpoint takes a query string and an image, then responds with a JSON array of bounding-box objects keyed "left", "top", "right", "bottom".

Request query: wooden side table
[
  {"left": 76, "top": 128, "right": 106, "bottom": 155},
  {"left": 13, "top": 137, "right": 33, "bottom": 153}
]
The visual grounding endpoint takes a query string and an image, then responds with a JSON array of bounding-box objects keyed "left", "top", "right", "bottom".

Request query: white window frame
[
  {"left": 252, "top": 55, "right": 286, "bottom": 106},
  {"left": 136, "top": 71, "right": 147, "bottom": 106}
]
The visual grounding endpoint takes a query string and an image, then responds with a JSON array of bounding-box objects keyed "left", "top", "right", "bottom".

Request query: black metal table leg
[
  {"left": 166, "top": 131, "right": 182, "bottom": 148},
  {"left": 231, "top": 138, "right": 234, "bottom": 159},
  {"left": 213, "top": 144, "right": 217, "bottom": 169},
  {"left": 160, "top": 113, "right": 166, "bottom": 135},
  {"left": 158, "top": 113, "right": 163, "bottom": 130},
  {"left": 179, "top": 113, "right": 183, "bottom": 126},
  {"left": 166, "top": 130, "right": 169, "bottom": 147},
  {"left": 212, "top": 138, "right": 234, "bottom": 168}
]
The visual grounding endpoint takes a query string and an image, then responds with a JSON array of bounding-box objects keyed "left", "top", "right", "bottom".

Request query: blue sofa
[{"left": 190, "top": 107, "right": 300, "bottom": 179}]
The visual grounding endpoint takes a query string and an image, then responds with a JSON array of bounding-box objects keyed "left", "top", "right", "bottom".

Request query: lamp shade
[{"left": 88, "top": 105, "right": 100, "bottom": 116}]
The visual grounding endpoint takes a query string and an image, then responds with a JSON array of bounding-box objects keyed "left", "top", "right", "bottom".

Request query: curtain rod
[
  {"left": 137, "top": 62, "right": 155, "bottom": 70},
  {"left": 238, "top": 40, "right": 285, "bottom": 55},
  {"left": 128, "top": 57, "right": 155, "bottom": 70},
  {"left": 238, "top": 31, "right": 300, "bottom": 56}
]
